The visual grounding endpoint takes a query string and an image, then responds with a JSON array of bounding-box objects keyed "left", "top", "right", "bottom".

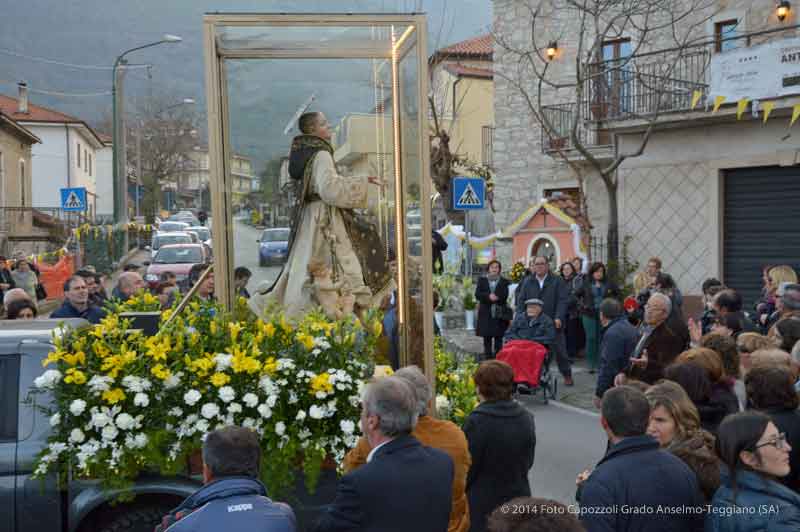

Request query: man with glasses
[
  {"left": 618, "top": 292, "right": 688, "bottom": 385},
  {"left": 515, "top": 255, "right": 573, "bottom": 385}
]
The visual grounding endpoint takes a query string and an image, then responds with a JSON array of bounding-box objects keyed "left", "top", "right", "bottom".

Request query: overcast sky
[{"left": 1, "top": 0, "right": 492, "bottom": 163}]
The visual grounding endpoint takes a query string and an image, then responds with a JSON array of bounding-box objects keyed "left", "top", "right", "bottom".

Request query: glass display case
[{"left": 203, "top": 13, "right": 433, "bottom": 372}]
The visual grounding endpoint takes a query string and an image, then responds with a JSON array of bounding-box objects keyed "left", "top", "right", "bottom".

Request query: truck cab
[{"left": 0, "top": 319, "right": 200, "bottom": 532}]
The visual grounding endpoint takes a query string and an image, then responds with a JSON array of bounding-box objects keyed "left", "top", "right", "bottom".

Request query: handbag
[
  {"left": 491, "top": 303, "right": 514, "bottom": 321},
  {"left": 35, "top": 283, "right": 47, "bottom": 301}
]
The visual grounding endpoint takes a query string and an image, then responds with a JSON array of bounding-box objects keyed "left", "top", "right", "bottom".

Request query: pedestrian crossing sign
[
  {"left": 452, "top": 176, "right": 485, "bottom": 210},
  {"left": 60, "top": 187, "right": 87, "bottom": 212}
]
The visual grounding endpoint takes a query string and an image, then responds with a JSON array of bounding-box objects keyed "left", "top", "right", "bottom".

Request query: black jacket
[
  {"left": 313, "top": 435, "right": 453, "bottom": 532},
  {"left": 432, "top": 231, "right": 448, "bottom": 274},
  {"left": 463, "top": 400, "right": 536, "bottom": 532},
  {"left": 627, "top": 319, "right": 689, "bottom": 384},
  {"left": 475, "top": 276, "right": 510, "bottom": 338},
  {"left": 575, "top": 279, "right": 620, "bottom": 318},
  {"left": 579, "top": 435, "right": 704, "bottom": 532},
  {"left": 595, "top": 317, "right": 639, "bottom": 399},
  {"left": 503, "top": 312, "right": 556, "bottom": 345},
  {"left": 0, "top": 268, "right": 15, "bottom": 301},
  {"left": 514, "top": 273, "right": 569, "bottom": 323}
]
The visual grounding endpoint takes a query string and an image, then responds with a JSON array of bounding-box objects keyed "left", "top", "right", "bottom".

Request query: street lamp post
[{"left": 112, "top": 34, "right": 182, "bottom": 235}]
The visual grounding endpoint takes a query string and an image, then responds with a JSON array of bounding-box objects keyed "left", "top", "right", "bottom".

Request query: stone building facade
[{"left": 492, "top": 0, "right": 800, "bottom": 304}]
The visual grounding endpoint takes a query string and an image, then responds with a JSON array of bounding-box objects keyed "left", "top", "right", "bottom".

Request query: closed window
[
  {"left": 715, "top": 19, "right": 742, "bottom": 53},
  {"left": 0, "top": 355, "right": 20, "bottom": 442},
  {"left": 77, "top": 142, "right": 81, "bottom": 168}
]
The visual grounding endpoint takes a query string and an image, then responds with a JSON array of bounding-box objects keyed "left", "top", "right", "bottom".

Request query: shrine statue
[{"left": 250, "top": 111, "right": 394, "bottom": 319}]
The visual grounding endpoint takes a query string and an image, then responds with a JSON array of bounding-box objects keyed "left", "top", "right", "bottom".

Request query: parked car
[
  {"left": 258, "top": 227, "right": 290, "bottom": 266},
  {"left": 0, "top": 319, "right": 201, "bottom": 532},
  {"left": 156, "top": 221, "right": 189, "bottom": 234},
  {"left": 186, "top": 226, "right": 211, "bottom": 247},
  {"left": 149, "top": 231, "right": 192, "bottom": 259},
  {"left": 144, "top": 243, "right": 211, "bottom": 289}
]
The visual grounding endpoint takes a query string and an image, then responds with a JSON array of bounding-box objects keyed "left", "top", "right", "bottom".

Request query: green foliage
[
  {"left": 606, "top": 235, "right": 640, "bottom": 297},
  {"left": 434, "top": 338, "right": 479, "bottom": 426}
]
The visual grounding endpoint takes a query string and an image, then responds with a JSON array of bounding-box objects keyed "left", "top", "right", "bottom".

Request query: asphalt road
[
  {"left": 233, "top": 217, "right": 283, "bottom": 294},
  {"left": 522, "top": 398, "right": 607, "bottom": 504}
]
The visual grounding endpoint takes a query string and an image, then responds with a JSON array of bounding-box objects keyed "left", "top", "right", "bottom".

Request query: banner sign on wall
[{"left": 709, "top": 37, "right": 800, "bottom": 102}]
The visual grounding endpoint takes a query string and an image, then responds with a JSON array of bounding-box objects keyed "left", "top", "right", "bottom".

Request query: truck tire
[{"left": 91, "top": 504, "right": 172, "bottom": 532}]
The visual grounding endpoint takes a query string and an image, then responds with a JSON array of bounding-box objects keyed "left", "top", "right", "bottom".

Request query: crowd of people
[{"left": 470, "top": 254, "right": 800, "bottom": 530}]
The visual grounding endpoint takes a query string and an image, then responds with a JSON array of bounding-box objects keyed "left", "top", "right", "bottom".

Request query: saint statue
[{"left": 250, "top": 112, "right": 394, "bottom": 318}]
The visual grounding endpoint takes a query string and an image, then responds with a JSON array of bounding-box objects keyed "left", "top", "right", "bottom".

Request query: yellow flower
[
  {"left": 62, "top": 350, "right": 86, "bottom": 367},
  {"left": 296, "top": 333, "right": 314, "bottom": 351},
  {"left": 151, "top": 364, "right": 171, "bottom": 381},
  {"left": 372, "top": 320, "right": 383, "bottom": 337},
  {"left": 162, "top": 309, "right": 173, "bottom": 322},
  {"left": 64, "top": 368, "right": 87, "bottom": 385},
  {"left": 42, "top": 350, "right": 63, "bottom": 367},
  {"left": 102, "top": 388, "right": 126, "bottom": 405},
  {"left": 189, "top": 356, "right": 215, "bottom": 377},
  {"left": 210, "top": 372, "right": 230, "bottom": 387},
  {"left": 310, "top": 372, "right": 334, "bottom": 394},
  {"left": 144, "top": 336, "right": 170, "bottom": 361},
  {"left": 262, "top": 357, "right": 278, "bottom": 376},
  {"left": 210, "top": 321, "right": 218, "bottom": 335},
  {"left": 93, "top": 343, "right": 111, "bottom": 358},
  {"left": 262, "top": 322, "right": 276, "bottom": 338},
  {"left": 279, "top": 316, "right": 292, "bottom": 333},
  {"left": 229, "top": 322, "right": 243, "bottom": 342},
  {"left": 189, "top": 332, "right": 200, "bottom": 346}
]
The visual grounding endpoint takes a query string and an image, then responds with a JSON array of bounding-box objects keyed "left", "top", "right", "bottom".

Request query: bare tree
[{"left": 494, "top": 0, "right": 720, "bottom": 268}]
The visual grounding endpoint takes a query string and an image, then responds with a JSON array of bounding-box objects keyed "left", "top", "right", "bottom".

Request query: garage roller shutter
[{"left": 724, "top": 166, "right": 800, "bottom": 309}]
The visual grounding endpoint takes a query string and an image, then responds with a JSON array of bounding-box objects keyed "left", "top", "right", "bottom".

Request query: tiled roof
[
  {"left": 0, "top": 93, "right": 83, "bottom": 124},
  {"left": 437, "top": 34, "right": 493, "bottom": 58},
  {"left": 0, "top": 111, "right": 41, "bottom": 144},
  {"left": 97, "top": 132, "right": 113, "bottom": 144},
  {"left": 0, "top": 93, "right": 104, "bottom": 145},
  {"left": 443, "top": 64, "right": 493, "bottom": 79},
  {"left": 547, "top": 195, "right": 591, "bottom": 230}
]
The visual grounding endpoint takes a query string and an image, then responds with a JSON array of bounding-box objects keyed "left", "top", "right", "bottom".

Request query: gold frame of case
[{"left": 203, "top": 13, "right": 434, "bottom": 374}]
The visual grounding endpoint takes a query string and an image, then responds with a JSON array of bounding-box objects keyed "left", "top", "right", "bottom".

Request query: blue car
[{"left": 258, "top": 227, "right": 290, "bottom": 266}]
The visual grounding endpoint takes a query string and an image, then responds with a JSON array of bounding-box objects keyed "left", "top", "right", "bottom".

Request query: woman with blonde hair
[
  {"left": 756, "top": 265, "right": 798, "bottom": 331},
  {"left": 645, "top": 381, "right": 720, "bottom": 501}
]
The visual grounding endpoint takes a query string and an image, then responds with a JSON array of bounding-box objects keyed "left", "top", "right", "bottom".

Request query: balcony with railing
[{"left": 541, "top": 25, "right": 800, "bottom": 156}]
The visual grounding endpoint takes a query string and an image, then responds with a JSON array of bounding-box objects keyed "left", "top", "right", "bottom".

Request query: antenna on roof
[{"left": 283, "top": 93, "right": 316, "bottom": 135}]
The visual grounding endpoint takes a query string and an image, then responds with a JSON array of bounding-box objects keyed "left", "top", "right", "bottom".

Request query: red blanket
[{"left": 497, "top": 340, "right": 548, "bottom": 387}]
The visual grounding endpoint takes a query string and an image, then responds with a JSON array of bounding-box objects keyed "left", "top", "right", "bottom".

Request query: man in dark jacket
[
  {"left": 50, "top": 276, "right": 106, "bottom": 324},
  {"left": 155, "top": 426, "right": 296, "bottom": 532},
  {"left": 504, "top": 298, "right": 556, "bottom": 345},
  {"left": 713, "top": 289, "right": 758, "bottom": 334},
  {"left": 0, "top": 255, "right": 16, "bottom": 305},
  {"left": 624, "top": 293, "right": 689, "bottom": 385},
  {"left": 594, "top": 298, "right": 639, "bottom": 408},
  {"left": 579, "top": 386, "right": 704, "bottom": 532},
  {"left": 313, "top": 377, "right": 453, "bottom": 532},
  {"left": 432, "top": 230, "right": 448, "bottom": 274},
  {"left": 515, "top": 256, "right": 572, "bottom": 384}
]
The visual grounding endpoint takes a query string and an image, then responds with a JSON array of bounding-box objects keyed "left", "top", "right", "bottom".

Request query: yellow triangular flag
[
  {"left": 737, "top": 98, "right": 750, "bottom": 120},
  {"left": 792, "top": 104, "right": 800, "bottom": 127},
  {"left": 691, "top": 90, "right": 703, "bottom": 110},
  {"left": 762, "top": 102, "right": 776, "bottom": 124},
  {"left": 713, "top": 96, "right": 726, "bottom": 113}
]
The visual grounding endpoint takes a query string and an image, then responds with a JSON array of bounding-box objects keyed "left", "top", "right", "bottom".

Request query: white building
[
  {"left": 0, "top": 84, "right": 104, "bottom": 217},
  {"left": 95, "top": 134, "right": 113, "bottom": 222}
]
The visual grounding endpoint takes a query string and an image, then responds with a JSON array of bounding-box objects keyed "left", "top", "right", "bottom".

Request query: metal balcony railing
[{"left": 542, "top": 25, "right": 800, "bottom": 154}]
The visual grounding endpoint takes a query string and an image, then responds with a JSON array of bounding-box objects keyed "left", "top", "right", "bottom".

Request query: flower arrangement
[
  {"left": 30, "top": 294, "right": 382, "bottom": 499},
  {"left": 434, "top": 339, "right": 479, "bottom": 425},
  {"left": 433, "top": 272, "right": 458, "bottom": 311},
  {"left": 509, "top": 261, "right": 527, "bottom": 284},
  {"left": 461, "top": 277, "right": 477, "bottom": 311}
]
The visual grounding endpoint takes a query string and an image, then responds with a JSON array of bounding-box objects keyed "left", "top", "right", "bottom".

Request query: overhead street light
[{"left": 112, "top": 34, "right": 182, "bottom": 229}]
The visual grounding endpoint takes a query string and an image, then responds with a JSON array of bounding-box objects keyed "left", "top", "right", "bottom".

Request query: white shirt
[
  {"left": 366, "top": 439, "right": 391, "bottom": 463},
  {"left": 536, "top": 274, "right": 548, "bottom": 290}
]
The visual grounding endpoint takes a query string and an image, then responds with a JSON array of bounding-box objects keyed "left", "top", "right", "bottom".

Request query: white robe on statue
[{"left": 250, "top": 150, "right": 372, "bottom": 318}]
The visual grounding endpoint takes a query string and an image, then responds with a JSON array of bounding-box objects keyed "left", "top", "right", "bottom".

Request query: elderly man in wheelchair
[{"left": 499, "top": 298, "right": 559, "bottom": 400}]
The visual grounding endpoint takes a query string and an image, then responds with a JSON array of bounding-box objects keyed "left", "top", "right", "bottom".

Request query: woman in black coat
[
  {"left": 464, "top": 360, "right": 536, "bottom": 532},
  {"left": 475, "top": 260, "right": 511, "bottom": 360},
  {"left": 574, "top": 262, "right": 620, "bottom": 373}
]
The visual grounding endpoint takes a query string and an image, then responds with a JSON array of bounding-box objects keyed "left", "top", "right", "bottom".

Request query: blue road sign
[
  {"left": 60, "top": 187, "right": 87, "bottom": 212},
  {"left": 452, "top": 176, "right": 485, "bottom": 210}
]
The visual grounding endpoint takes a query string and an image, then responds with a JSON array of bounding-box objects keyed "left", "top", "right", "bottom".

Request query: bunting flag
[
  {"left": 792, "top": 104, "right": 800, "bottom": 128},
  {"left": 691, "top": 90, "right": 703, "bottom": 110},
  {"left": 713, "top": 96, "right": 726, "bottom": 113},
  {"left": 736, "top": 98, "right": 750, "bottom": 120},
  {"left": 762, "top": 101, "right": 776, "bottom": 124}
]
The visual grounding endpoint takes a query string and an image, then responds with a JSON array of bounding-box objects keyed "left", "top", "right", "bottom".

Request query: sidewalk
[{"left": 442, "top": 327, "right": 600, "bottom": 413}]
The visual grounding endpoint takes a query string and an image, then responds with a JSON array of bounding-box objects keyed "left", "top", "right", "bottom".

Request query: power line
[
  {"left": 0, "top": 79, "right": 111, "bottom": 97},
  {"left": 0, "top": 48, "right": 150, "bottom": 71}
]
